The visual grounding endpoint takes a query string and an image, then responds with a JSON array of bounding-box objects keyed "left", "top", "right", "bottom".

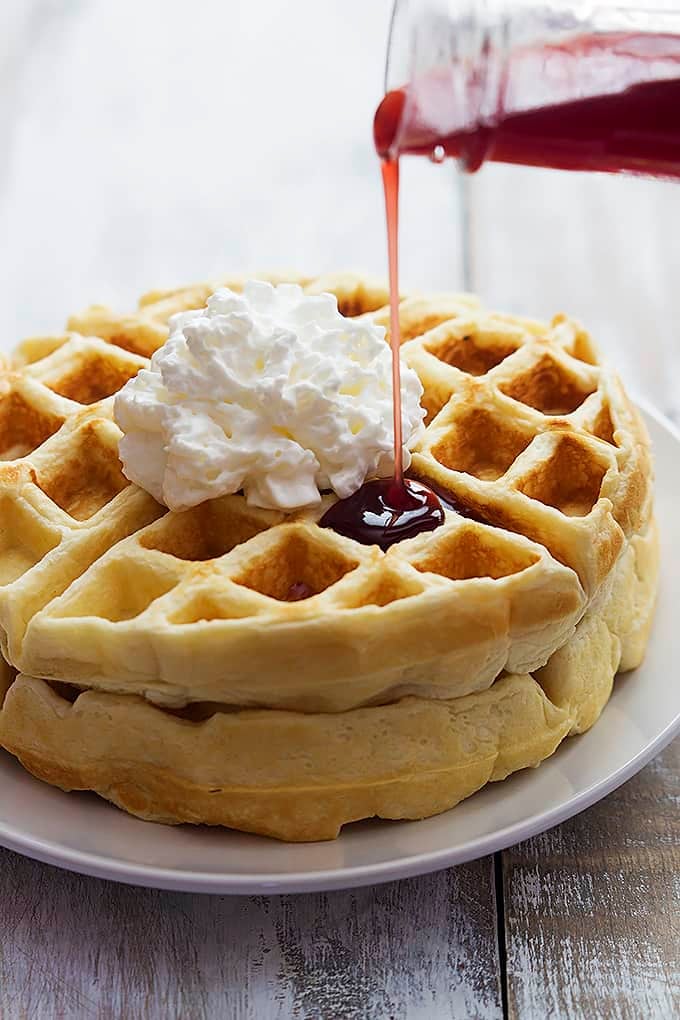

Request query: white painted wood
[
  {"left": 0, "top": 0, "right": 462, "bottom": 342},
  {"left": 502, "top": 740, "right": 680, "bottom": 1020},
  {"left": 0, "top": 2, "right": 678, "bottom": 1017},
  {"left": 0, "top": 852, "right": 502, "bottom": 1019}
]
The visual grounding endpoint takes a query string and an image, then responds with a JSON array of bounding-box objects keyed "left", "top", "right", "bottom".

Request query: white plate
[{"left": 0, "top": 403, "right": 678, "bottom": 894}]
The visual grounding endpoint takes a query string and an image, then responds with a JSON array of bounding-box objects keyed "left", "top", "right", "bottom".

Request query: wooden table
[{"left": 1, "top": 2, "right": 679, "bottom": 1017}]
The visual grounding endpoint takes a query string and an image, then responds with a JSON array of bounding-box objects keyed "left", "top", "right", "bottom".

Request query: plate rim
[{"left": 1, "top": 398, "right": 678, "bottom": 895}]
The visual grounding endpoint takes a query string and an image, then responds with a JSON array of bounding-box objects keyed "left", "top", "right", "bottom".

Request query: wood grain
[
  {"left": 502, "top": 737, "right": 680, "bottom": 1020},
  {"left": 0, "top": 854, "right": 501, "bottom": 1020}
]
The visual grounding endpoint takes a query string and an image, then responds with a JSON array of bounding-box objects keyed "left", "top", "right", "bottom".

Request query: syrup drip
[
  {"left": 383, "top": 156, "right": 404, "bottom": 483},
  {"left": 286, "top": 581, "right": 314, "bottom": 601},
  {"left": 319, "top": 154, "right": 445, "bottom": 548},
  {"left": 419, "top": 480, "right": 487, "bottom": 523},
  {"left": 320, "top": 477, "right": 444, "bottom": 551}
]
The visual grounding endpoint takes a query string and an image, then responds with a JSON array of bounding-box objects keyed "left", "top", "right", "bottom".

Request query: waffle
[
  {"left": 0, "top": 516, "right": 657, "bottom": 841},
  {"left": 0, "top": 273, "right": 658, "bottom": 840}
]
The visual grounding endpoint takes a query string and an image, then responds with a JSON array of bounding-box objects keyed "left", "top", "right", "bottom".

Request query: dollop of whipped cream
[{"left": 114, "top": 281, "right": 426, "bottom": 511}]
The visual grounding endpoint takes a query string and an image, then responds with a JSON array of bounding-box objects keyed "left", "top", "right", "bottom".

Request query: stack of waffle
[{"left": 0, "top": 274, "right": 657, "bottom": 840}]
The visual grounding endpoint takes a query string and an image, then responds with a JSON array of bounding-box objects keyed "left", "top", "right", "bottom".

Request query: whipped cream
[{"left": 114, "top": 281, "right": 426, "bottom": 511}]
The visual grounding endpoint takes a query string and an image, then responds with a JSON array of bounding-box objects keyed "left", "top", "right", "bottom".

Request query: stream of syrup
[{"left": 319, "top": 113, "right": 446, "bottom": 549}]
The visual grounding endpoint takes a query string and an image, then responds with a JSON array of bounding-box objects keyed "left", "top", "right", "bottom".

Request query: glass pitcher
[
  {"left": 377, "top": 0, "right": 680, "bottom": 415},
  {"left": 377, "top": 0, "right": 680, "bottom": 173}
]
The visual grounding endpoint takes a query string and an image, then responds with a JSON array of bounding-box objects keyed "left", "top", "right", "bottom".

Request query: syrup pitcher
[{"left": 375, "top": 0, "right": 680, "bottom": 411}]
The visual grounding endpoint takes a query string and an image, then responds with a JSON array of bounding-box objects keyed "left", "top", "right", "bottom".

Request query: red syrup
[
  {"left": 286, "top": 581, "right": 314, "bottom": 601},
  {"left": 320, "top": 477, "right": 444, "bottom": 550},
  {"left": 320, "top": 154, "right": 445, "bottom": 549},
  {"left": 373, "top": 33, "right": 680, "bottom": 177}
]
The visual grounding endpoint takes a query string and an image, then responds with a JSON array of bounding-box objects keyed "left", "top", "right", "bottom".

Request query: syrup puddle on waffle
[{"left": 319, "top": 476, "right": 444, "bottom": 550}]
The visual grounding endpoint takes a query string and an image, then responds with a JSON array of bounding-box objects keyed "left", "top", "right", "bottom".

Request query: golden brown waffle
[
  {"left": 0, "top": 336, "right": 161, "bottom": 670},
  {"left": 0, "top": 515, "right": 658, "bottom": 841},
  {"left": 13, "top": 498, "right": 584, "bottom": 712},
  {"left": 0, "top": 272, "right": 658, "bottom": 840},
  {"left": 403, "top": 310, "right": 652, "bottom": 594}
]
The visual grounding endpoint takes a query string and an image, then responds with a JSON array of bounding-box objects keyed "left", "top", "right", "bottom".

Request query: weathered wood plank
[
  {"left": 502, "top": 738, "right": 680, "bottom": 1020},
  {"left": 0, "top": 855, "right": 502, "bottom": 1020}
]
